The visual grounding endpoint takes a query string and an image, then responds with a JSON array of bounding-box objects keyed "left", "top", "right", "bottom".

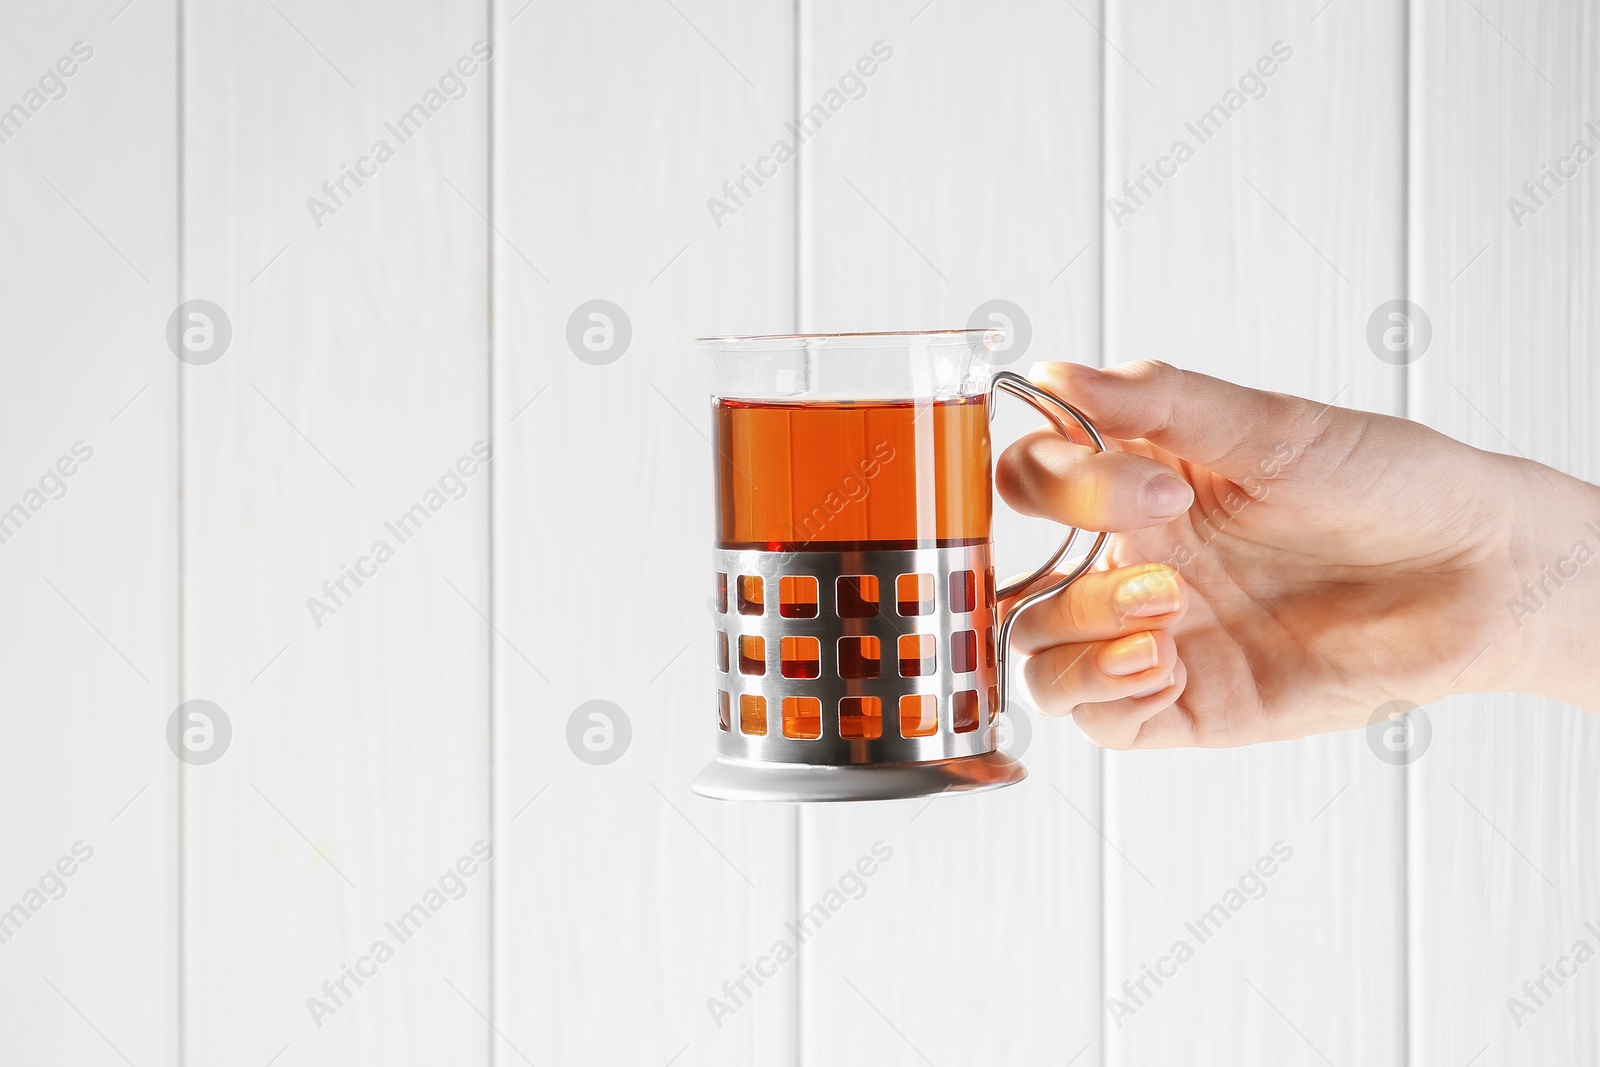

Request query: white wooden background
[{"left": 1, "top": 0, "right": 1596, "bottom": 1064}]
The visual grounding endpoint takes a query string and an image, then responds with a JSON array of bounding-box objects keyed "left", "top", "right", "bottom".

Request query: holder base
[{"left": 690, "top": 751, "right": 1026, "bottom": 803}]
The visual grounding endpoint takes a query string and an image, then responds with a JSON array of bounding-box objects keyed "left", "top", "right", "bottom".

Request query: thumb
[{"left": 1029, "top": 359, "right": 1320, "bottom": 482}]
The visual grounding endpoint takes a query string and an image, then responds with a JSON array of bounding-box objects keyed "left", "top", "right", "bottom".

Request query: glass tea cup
[{"left": 693, "top": 329, "right": 1107, "bottom": 802}]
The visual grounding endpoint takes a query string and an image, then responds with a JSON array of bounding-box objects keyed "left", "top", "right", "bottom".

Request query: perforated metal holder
[
  {"left": 692, "top": 371, "right": 1110, "bottom": 803},
  {"left": 697, "top": 543, "right": 1016, "bottom": 802}
]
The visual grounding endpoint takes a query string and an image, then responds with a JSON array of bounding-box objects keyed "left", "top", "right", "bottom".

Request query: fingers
[
  {"left": 996, "top": 429, "right": 1194, "bottom": 532},
  {"left": 1024, "top": 641, "right": 1188, "bottom": 750},
  {"left": 1006, "top": 563, "right": 1185, "bottom": 654},
  {"left": 1023, "top": 629, "right": 1179, "bottom": 717},
  {"left": 1073, "top": 660, "right": 1190, "bottom": 750},
  {"left": 1029, "top": 359, "right": 1317, "bottom": 482}
]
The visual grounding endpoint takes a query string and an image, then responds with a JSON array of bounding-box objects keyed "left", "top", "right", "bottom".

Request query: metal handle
[{"left": 988, "top": 370, "right": 1111, "bottom": 716}]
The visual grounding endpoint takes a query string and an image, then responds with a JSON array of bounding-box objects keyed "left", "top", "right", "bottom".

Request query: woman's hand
[{"left": 997, "top": 360, "right": 1600, "bottom": 749}]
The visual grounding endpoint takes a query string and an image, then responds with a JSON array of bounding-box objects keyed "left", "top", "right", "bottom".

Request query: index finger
[{"left": 1030, "top": 359, "right": 1323, "bottom": 483}]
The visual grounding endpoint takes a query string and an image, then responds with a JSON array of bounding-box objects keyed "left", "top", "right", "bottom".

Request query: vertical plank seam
[
  {"left": 1095, "top": 2, "right": 1109, "bottom": 1065},
  {"left": 792, "top": 1, "right": 806, "bottom": 1064},
  {"left": 175, "top": 0, "right": 188, "bottom": 1060},
  {"left": 1402, "top": 1, "right": 1415, "bottom": 1064},
  {"left": 486, "top": 0, "right": 499, "bottom": 1062}
]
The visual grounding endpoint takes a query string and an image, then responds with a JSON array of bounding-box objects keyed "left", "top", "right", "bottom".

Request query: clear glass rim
[{"left": 696, "top": 328, "right": 999, "bottom": 353}]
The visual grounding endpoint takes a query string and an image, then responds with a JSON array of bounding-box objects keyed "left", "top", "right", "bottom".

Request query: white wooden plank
[
  {"left": 0, "top": 2, "right": 179, "bottom": 1063},
  {"left": 181, "top": 3, "right": 492, "bottom": 1062},
  {"left": 1102, "top": 2, "right": 1405, "bottom": 1064},
  {"left": 1411, "top": 1, "right": 1600, "bottom": 1063},
  {"left": 797, "top": 2, "right": 1104, "bottom": 1063},
  {"left": 490, "top": 2, "right": 800, "bottom": 1064}
]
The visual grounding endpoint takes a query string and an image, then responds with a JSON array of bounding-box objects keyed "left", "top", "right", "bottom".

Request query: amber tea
[{"left": 712, "top": 395, "right": 992, "bottom": 551}]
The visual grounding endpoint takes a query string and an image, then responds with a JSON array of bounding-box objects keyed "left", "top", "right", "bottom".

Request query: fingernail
[
  {"left": 1132, "top": 673, "right": 1175, "bottom": 698},
  {"left": 1143, "top": 474, "right": 1192, "bottom": 517},
  {"left": 1115, "top": 567, "right": 1181, "bottom": 618},
  {"left": 1099, "top": 632, "right": 1159, "bottom": 677},
  {"left": 1030, "top": 360, "right": 1101, "bottom": 380}
]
